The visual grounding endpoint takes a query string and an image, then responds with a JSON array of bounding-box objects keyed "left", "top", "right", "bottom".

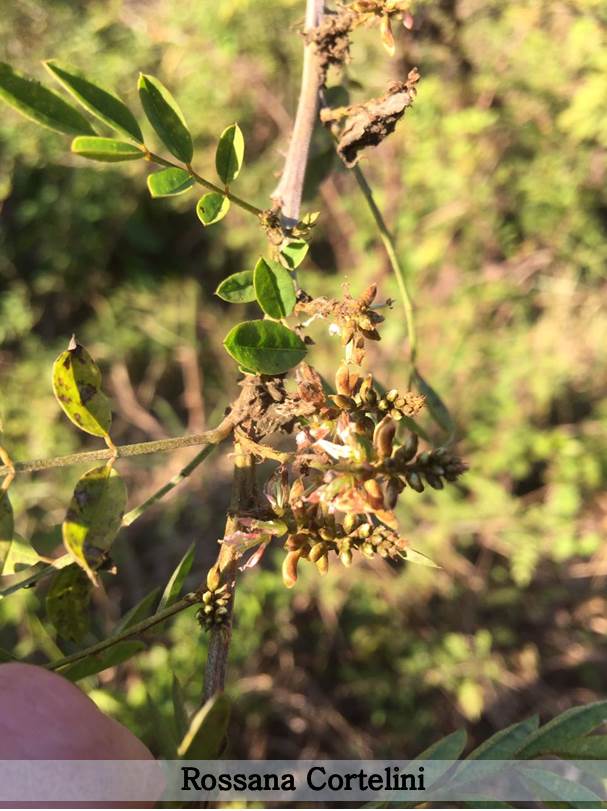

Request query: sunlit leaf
[
  {"left": 223, "top": 320, "right": 307, "bottom": 375},
  {"left": 253, "top": 258, "right": 296, "bottom": 319},
  {"left": 403, "top": 547, "right": 441, "bottom": 568},
  {"left": 196, "top": 192, "right": 230, "bottom": 226},
  {"left": 0, "top": 533, "right": 41, "bottom": 577},
  {"left": 71, "top": 136, "right": 144, "bottom": 162},
  {"left": 177, "top": 693, "right": 231, "bottom": 759},
  {"left": 215, "top": 270, "right": 256, "bottom": 303},
  {"left": 52, "top": 337, "right": 111, "bottom": 438},
  {"left": 60, "top": 640, "right": 145, "bottom": 681},
  {"left": 279, "top": 239, "right": 309, "bottom": 270},
  {"left": 44, "top": 60, "right": 142, "bottom": 142},
  {"left": 0, "top": 62, "right": 95, "bottom": 135},
  {"left": 46, "top": 564, "right": 91, "bottom": 643},
  {"left": 147, "top": 167, "right": 194, "bottom": 198},
  {"left": 215, "top": 123, "right": 244, "bottom": 185},
  {"left": 62, "top": 464, "right": 127, "bottom": 583},
  {"left": 157, "top": 542, "right": 195, "bottom": 612},
  {"left": 138, "top": 73, "right": 193, "bottom": 163}
]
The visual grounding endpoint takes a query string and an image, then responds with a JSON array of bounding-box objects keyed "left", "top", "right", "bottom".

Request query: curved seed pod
[
  {"left": 363, "top": 478, "right": 384, "bottom": 510},
  {"left": 373, "top": 416, "right": 396, "bottom": 460},
  {"left": 381, "top": 477, "right": 400, "bottom": 510},
  {"left": 335, "top": 364, "right": 359, "bottom": 397},
  {"left": 282, "top": 550, "right": 300, "bottom": 589},
  {"left": 405, "top": 471, "right": 425, "bottom": 493},
  {"left": 394, "top": 433, "right": 419, "bottom": 465}
]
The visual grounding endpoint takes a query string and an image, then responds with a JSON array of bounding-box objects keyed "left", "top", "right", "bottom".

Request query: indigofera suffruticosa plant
[{"left": 0, "top": 0, "right": 467, "bottom": 754}]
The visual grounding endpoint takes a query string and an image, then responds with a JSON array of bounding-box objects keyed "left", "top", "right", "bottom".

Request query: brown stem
[
  {"left": 0, "top": 417, "right": 234, "bottom": 478},
  {"left": 203, "top": 441, "right": 256, "bottom": 701},
  {"left": 271, "top": 0, "right": 325, "bottom": 227}
]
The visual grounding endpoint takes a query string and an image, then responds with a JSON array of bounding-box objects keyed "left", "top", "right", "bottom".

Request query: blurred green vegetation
[{"left": 1, "top": 0, "right": 607, "bottom": 760}]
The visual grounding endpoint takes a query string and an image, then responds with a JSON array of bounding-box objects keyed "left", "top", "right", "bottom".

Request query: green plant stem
[
  {"left": 351, "top": 163, "right": 418, "bottom": 366},
  {"left": 122, "top": 443, "right": 217, "bottom": 526},
  {"left": 47, "top": 592, "right": 201, "bottom": 672},
  {"left": 0, "top": 419, "right": 233, "bottom": 478},
  {"left": 203, "top": 443, "right": 256, "bottom": 702},
  {"left": 146, "top": 151, "right": 263, "bottom": 217}
]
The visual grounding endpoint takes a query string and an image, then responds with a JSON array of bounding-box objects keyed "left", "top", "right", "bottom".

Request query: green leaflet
[
  {"left": 215, "top": 270, "right": 256, "bottom": 303},
  {"left": 517, "top": 700, "right": 607, "bottom": 758},
  {"left": 196, "top": 192, "right": 230, "bottom": 225},
  {"left": 253, "top": 257, "right": 296, "bottom": 319},
  {"left": 215, "top": 123, "right": 244, "bottom": 185},
  {"left": 52, "top": 337, "right": 112, "bottom": 438},
  {"left": 46, "top": 564, "right": 91, "bottom": 644},
  {"left": 112, "top": 587, "right": 161, "bottom": 635},
  {"left": 147, "top": 167, "right": 194, "bottom": 197},
  {"left": 60, "top": 640, "right": 145, "bottom": 682},
  {"left": 157, "top": 543, "right": 195, "bottom": 612},
  {"left": 223, "top": 320, "right": 307, "bottom": 375},
  {"left": 177, "top": 693, "right": 231, "bottom": 759},
  {"left": 44, "top": 60, "right": 142, "bottom": 142},
  {"left": 71, "top": 136, "right": 144, "bottom": 162},
  {"left": 0, "top": 62, "right": 95, "bottom": 135},
  {"left": 0, "top": 491, "right": 14, "bottom": 574},
  {"left": 62, "top": 464, "right": 127, "bottom": 583},
  {"left": 138, "top": 73, "right": 193, "bottom": 163},
  {"left": 279, "top": 239, "right": 309, "bottom": 270}
]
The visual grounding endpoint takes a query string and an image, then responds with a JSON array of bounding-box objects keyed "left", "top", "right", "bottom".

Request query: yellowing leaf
[
  {"left": 0, "top": 533, "right": 41, "bottom": 577},
  {"left": 52, "top": 337, "right": 111, "bottom": 438},
  {"left": 46, "top": 564, "right": 91, "bottom": 643},
  {"left": 62, "top": 464, "right": 127, "bottom": 583}
]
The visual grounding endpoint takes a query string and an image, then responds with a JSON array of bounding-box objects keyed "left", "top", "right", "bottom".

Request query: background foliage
[{"left": 1, "top": 0, "right": 606, "bottom": 759}]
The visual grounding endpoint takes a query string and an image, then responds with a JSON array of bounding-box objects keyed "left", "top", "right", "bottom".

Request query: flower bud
[
  {"left": 206, "top": 564, "right": 221, "bottom": 592},
  {"left": 381, "top": 476, "right": 400, "bottom": 510},
  {"left": 316, "top": 554, "right": 329, "bottom": 575},
  {"left": 340, "top": 549, "right": 353, "bottom": 567},
  {"left": 425, "top": 473, "right": 444, "bottom": 490},
  {"left": 405, "top": 471, "right": 424, "bottom": 493},
  {"left": 309, "top": 542, "right": 326, "bottom": 562}
]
